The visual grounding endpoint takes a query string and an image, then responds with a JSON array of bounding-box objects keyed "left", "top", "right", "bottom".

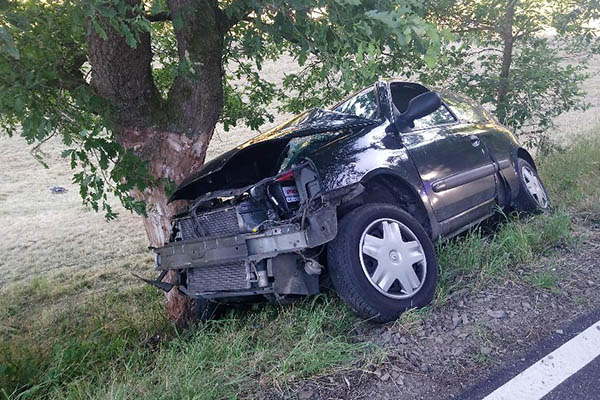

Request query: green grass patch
[
  {"left": 3, "top": 134, "right": 600, "bottom": 399},
  {"left": 0, "top": 284, "right": 169, "bottom": 400},
  {"left": 94, "top": 296, "right": 369, "bottom": 400},
  {"left": 540, "top": 135, "right": 600, "bottom": 219},
  {"left": 526, "top": 269, "right": 560, "bottom": 291},
  {"left": 392, "top": 306, "right": 432, "bottom": 334},
  {"left": 1, "top": 287, "right": 369, "bottom": 400},
  {"left": 435, "top": 211, "right": 571, "bottom": 304}
]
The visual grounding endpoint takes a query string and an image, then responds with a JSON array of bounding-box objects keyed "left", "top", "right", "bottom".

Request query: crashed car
[{"left": 149, "top": 79, "right": 550, "bottom": 322}]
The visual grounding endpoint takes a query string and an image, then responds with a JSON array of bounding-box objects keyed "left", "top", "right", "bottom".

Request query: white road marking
[{"left": 483, "top": 319, "right": 600, "bottom": 400}]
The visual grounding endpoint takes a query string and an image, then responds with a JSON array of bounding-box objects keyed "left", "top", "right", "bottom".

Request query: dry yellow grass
[{"left": 0, "top": 136, "right": 152, "bottom": 297}]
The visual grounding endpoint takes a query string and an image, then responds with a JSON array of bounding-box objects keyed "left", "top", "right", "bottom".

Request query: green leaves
[
  {"left": 1, "top": 0, "right": 443, "bottom": 221},
  {"left": 0, "top": 0, "right": 155, "bottom": 220},
  {"left": 424, "top": 0, "right": 596, "bottom": 145},
  {"left": 230, "top": 0, "right": 441, "bottom": 116},
  {"left": 82, "top": 0, "right": 153, "bottom": 49},
  {"left": 0, "top": 25, "right": 18, "bottom": 59}
]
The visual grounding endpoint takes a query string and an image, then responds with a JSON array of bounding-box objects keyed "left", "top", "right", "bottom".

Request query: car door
[{"left": 401, "top": 101, "right": 497, "bottom": 231}]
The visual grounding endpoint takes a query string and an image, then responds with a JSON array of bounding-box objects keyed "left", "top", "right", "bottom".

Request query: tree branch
[
  {"left": 220, "top": 0, "right": 258, "bottom": 32},
  {"left": 146, "top": 11, "right": 171, "bottom": 22},
  {"left": 468, "top": 47, "right": 503, "bottom": 56},
  {"left": 165, "top": 0, "right": 224, "bottom": 137},
  {"left": 87, "top": 2, "right": 163, "bottom": 130}
]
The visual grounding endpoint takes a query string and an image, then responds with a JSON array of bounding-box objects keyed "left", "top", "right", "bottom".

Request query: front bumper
[
  {"left": 156, "top": 204, "right": 336, "bottom": 271},
  {"left": 154, "top": 201, "right": 339, "bottom": 299}
]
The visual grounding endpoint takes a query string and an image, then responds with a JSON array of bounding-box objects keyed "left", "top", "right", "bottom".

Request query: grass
[
  {"left": 98, "top": 296, "right": 370, "bottom": 400},
  {"left": 526, "top": 269, "right": 560, "bottom": 291},
  {"left": 2, "top": 131, "right": 600, "bottom": 399},
  {"left": 392, "top": 306, "right": 432, "bottom": 334},
  {"left": 539, "top": 135, "right": 600, "bottom": 219},
  {"left": 435, "top": 211, "right": 572, "bottom": 304},
  {"left": 1, "top": 289, "right": 368, "bottom": 400}
]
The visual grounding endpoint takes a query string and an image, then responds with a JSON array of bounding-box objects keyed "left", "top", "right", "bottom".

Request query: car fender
[{"left": 280, "top": 121, "right": 441, "bottom": 238}]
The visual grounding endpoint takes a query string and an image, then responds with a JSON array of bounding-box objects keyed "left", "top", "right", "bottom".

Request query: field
[{"left": 1, "top": 56, "right": 600, "bottom": 398}]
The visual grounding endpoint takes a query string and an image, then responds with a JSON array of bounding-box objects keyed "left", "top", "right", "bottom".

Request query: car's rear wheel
[
  {"left": 327, "top": 203, "right": 438, "bottom": 322},
  {"left": 514, "top": 158, "right": 550, "bottom": 213}
]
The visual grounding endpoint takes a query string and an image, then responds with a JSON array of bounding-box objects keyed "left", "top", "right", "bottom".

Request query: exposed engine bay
[{"left": 152, "top": 160, "right": 363, "bottom": 301}]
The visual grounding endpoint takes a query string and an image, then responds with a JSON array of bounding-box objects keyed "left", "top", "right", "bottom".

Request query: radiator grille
[
  {"left": 178, "top": 206, "right": 239, "bottom": 240},
  {"left": 187, "top": 261, "right": 249, "bottom": 293}
]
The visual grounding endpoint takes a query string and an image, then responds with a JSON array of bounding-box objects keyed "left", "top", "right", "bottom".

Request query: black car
[{"left": 151, "top": 79, "right": 550, "bottom": 322}]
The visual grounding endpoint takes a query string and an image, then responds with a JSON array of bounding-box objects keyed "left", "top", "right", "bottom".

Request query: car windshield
[{"left": 332, "top": 88, "right": 379, "bottom": 120}]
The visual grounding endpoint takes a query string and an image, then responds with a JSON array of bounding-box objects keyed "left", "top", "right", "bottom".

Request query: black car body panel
[
  {"left": 168, "top": 109, "right": 378, "bottom": 202},
  {"left": 151, "top": 79, "right": 531, "bottom": 303}
]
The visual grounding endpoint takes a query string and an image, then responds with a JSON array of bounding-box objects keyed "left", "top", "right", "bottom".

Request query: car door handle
[{"left": 469, "top": 135, "right": 480, "bottom": 147}]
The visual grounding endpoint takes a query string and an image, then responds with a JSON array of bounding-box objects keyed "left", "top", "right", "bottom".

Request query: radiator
[
  {"left": 186, "top": 261, "right": 250, "bottom": 293},
  {"left": 177, "top": 206, "right": 240, "bottom": 240}
]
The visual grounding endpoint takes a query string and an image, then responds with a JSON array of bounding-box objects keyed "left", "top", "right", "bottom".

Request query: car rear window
[{"left": 444, "top": 95, "right": 488, "bottom": 123}]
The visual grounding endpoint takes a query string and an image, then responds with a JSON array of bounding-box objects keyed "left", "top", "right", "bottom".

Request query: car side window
[
  {"left": 444, "top": 96, "right": 488, "bottom": 123},
  {"left": 333, "top": 89, "right": 378, "bottom": 120},
  {"left": 412, "top": 104, "right": 457, "bottom": 130}
]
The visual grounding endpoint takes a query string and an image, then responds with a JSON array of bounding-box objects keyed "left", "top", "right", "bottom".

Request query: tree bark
[
  {"left": 86, "top": 0, "right": 226, "bottom": 328},
  {"left": 121, "top": 128, "right": 210, "bottom": 327},
  {"left": 496, "top": 0, "right": 516, "bottom": 124}
]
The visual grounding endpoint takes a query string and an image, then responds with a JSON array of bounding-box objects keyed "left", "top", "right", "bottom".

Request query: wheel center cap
[{"left": 389, "top": 250, "right": 400, "bottom": 263}]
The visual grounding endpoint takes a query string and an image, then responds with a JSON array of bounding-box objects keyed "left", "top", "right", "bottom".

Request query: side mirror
[{"left": 394, "top": 91, "right": 442, "bottom": 131}]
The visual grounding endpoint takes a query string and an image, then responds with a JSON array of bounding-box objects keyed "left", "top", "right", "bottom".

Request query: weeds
[
  {"left": 540, "top": 135, "right": 600, "bottom": 218},
  {"left": 2, "top": 134, "right": 600, "bottom": 399},
  {"left": 392, "top": 307, "right": 432, "bottom": 334},
  {"left": 107, "top": 296, "right": 370, "bottom": 400},
  {"left": 526, "top": 269, "right": 560, "bottom": 291},
  {"left": 0, "top": 288, "right": 368, "bottom": 400},
  {"left": 435, "top": 211, "right": 571, "bottom": 305},
  {"left": 0, "top": 284, "right": 168, "bottom": 399}
]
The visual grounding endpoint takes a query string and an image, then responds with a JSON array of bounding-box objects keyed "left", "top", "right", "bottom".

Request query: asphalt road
[
  {"left": 542, "top": 356, "right": 600, "bottom": 400},
  {"left": 458, "top": 307, "right": 600, "bottom": 400}
]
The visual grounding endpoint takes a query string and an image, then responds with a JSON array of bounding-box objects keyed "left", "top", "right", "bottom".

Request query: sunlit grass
[
  {"left": 2, "top": 130, "right": 600, "bottom": 399},
  {"left": 435, "top": 211, "right": 572, "bottom": 305}
]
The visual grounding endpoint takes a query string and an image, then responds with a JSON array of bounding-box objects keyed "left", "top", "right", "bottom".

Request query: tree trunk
[
  {"left": 496, "top": 0, "right": 516, "bottom": 124},
  {"left": 86, "top": 0, "right": 227, "bottom": 328},
  {"left": 121, "top": 128, "right": 212, "bottom": 328}
]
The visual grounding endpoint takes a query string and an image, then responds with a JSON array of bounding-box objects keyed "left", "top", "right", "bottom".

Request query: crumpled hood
[{"left": 168, "top": 109, "right": 378, "bottom": 202}]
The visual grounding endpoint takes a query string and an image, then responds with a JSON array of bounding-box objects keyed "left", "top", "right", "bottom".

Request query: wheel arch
[
  {"left": 517, "top": 147, "right": 537, "bottom": 171},
  {"left": 337, "top": 168, "right": 436, "bottom": 238}
]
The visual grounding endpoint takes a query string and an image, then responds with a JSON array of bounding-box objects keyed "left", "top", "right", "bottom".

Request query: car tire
[
  {"left": 514, "top": 158, "right": 551, "bottom": 214},
  {"left": 327, "top": 203, "right": 438, "bottom": 323}
]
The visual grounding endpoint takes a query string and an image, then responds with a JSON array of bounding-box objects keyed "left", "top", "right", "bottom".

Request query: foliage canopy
[
  {"left": 0, "top": 0, "right": 598, "bottom": 217},
  {"left": 0, "top": 0, "right": 442, "bottom": 218}
]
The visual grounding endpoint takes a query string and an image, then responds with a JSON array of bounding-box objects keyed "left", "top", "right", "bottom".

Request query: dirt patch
[{"left": 273, "top": 219, "right": 600, "bottom": 400}]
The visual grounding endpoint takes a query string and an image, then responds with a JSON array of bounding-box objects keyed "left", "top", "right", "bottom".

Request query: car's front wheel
[{"left": 327, "top": 204, "right": 438, "bottom": 322}]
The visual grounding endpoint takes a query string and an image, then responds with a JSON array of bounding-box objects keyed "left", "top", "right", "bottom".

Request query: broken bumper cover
[
  {"left": 156, "top": 208, "right": 335, "bottom": 271},
  {"left": 153, "top": 204, "right": 338, "bottom": 299}
]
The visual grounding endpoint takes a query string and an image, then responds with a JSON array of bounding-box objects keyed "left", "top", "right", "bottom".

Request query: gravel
[
  {"left": 486, "top": 310, "right": 507, "bottom": 319},
  {"left": 275, "top": 221, "right": 600, "bottom": 400}
]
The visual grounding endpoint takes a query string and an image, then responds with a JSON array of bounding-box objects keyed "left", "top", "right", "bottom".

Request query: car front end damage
[{"left": 151, "top": 161, "right": 363, "bottom": 301}]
